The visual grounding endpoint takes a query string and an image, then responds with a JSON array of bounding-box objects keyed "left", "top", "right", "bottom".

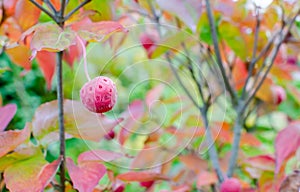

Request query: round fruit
[
  {"left": 104, "top": 130, "right": 115, "bottom": 140},
  {"left": 271, "top": 85, "right": 286, "bottom": 105},
  {"left": 80, "top": 76, "right": 117, "bottom": 113},
  {"left": 220, "top": 178, "right": 242, "bottom": 192}
]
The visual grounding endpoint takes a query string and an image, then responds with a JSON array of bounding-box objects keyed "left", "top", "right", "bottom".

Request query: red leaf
[
  {"left": 245, "top": 155, "right": 275, "bottom": 171},
  {"left": 63, "top": 38, "right": 83, "bottom": 67},
  {"left": 117, "top": 171, "right": 169, "bottom": 182},
  {"left": 0, "top": 123, "right": 30, "bottom": 158},
  {"left": 197, "top": 171, "right": 217, "bottom": 187},
  {"left": 71, "top": 21, "right": 128, "bottom": 42},
  {"left": 275, "top": 121, "right": 300, "bottom": 173},
  {"left": 0, "top": 103, "right": 17, "bottom": 132},
  {"left": 66, "top": 158, "right": 106, "bottom": 192},
  {"left": 77, "top": 150, "right": 123, "bottom": 163},
  {"left": 36, "top": 51, "right": 56, "bottom": 90},
  {"left": 14, "top": 0, "right": 42, "bottom": 30},
  {"left": 156, "top": 0, "right": 202, "bottom": 32}
]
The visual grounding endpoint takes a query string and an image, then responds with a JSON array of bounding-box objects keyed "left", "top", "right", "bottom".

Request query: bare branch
[
  {"left": 43, "top": 0, "right": 58, "bottom": 15},
  {"left": 241, "top": 7, "right": 261, "bottom": 99},
  {"left": 29, "top": 0, "right": 57, "bottom": 22},
  {"left": 227, "top": 9, "right": 300, "bottom": 177},
  {"left": 205, "top": 0, "right": 238, "bottom": 105}
]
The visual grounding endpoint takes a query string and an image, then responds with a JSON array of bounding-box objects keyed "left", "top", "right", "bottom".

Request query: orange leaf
[
  {"left": 117, "top": 171, "right": 169, "bottom": 182},
  {"left": 14, "top": 0, "right": 42, "bottom": 30},
  {"left": 179, "top": 154, "right": 207, "bottom": 174},
  {"left": 6, "top": 45, "right": 31, "bottom": 70},
  {"left": 240, "top": 133, "right": 261, "bottom": 147}
]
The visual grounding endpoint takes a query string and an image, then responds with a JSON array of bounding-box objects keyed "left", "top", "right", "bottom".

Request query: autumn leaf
[
  {"left": 71, "top": 21, "right": 128, "bottom": 42},
  {"left": 77, "top": 149, "right": 123, "bottom": 163},
  {"left": 117, "top": 171, "right": 169, "bottom": 182},
  {"left": 4, "top": 152, "right": 61, "bottom": 192},
  {"left": 219, "top": 20, "right": 247, "bottom": 60},
  {"left": 66, "top": 157, "right": 106, "bottom": 192},
  {"left": 32, "top": 100, "right": 123, "bottom": 147},
  {"left": 21, "top": 23, "right": 76, "bottom": 59},
  {"left": 146, "top": 84, "right": 165, "bottom": 109},
  {"left": 156, "top": 0, "right": 202, "bottom": 32},
  {"left": 0, "top": 123, "right": 31, "bottom": 158},
  {"left": 275, "top": 121, "right": 300, "bottom": 173},
  {"left": 179, "top": 154, "right": 208, "bottom": 174},
  {"left": 36, "top": 51, "right": 56, "bottom": 90},
  {"left": 0, "top": 103, "right": 17, "bottom": 131},
  {"left": 197, "top": 171, "right": 217, "bottom": 187},
  {"left": 14, "top": 0, "right": 42, "bottom": 30},
  {"left": 119, "top": 100, "right": 145, "bottom": 145},
  {"left": 5, "top": 45, "right": 32, "bottom": 70}
]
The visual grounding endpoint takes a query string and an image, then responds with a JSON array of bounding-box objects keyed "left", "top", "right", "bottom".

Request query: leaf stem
[{"left": 76, "top": 35, "right": 91, "bottom": 81}]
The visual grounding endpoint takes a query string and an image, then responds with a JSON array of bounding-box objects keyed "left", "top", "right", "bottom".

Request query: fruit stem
[{"left": 76, "top": 35, "right": 91, "bottom": 81}]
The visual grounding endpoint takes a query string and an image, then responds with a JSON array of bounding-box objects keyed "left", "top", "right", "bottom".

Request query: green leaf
[
  {"left": 151, "top": 30, "right": 195, "bottom": 58},
  {"left": 219, "top": 20, "right": 247, "bottom": 60}
]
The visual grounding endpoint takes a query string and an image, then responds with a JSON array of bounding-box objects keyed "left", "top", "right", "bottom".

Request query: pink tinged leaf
[
  {"left": 36, "top": 51, "right": 56, "bottom": 90},
  {"left": 78, "top": 150, "right": 123, "bottom": 163},
  {"left": 0, "top": 123, "right": 30, "bottom": 158},
  {"left": 71, "top": 21, "right": 128, "bottom": 42},
  {"left": 156, "top": 0, "right": 202, "bottom": 32},
  {"left": 118, "top": 100, "right": 145, "bottom": 145},
  {"left": 116, "top": 171, "right": 169, "bottom": 182},
  {"left": 197, "top": 171, "right": 218, "bottom": 187},
  {"left": 21, "top": 23, "right": 76, "bottom": 59},
  {"left": 275, "top": 121, "right": 300, "bottom": 173},
  {"left": 145, "top": 84, "right": 165, "bottom": 108},
  {"left": 32, "top": 100, "right": 123, "bottom": 146},
  {"left": 4, "top": 151, "right": 60, "bottom": 192},
  {"left": 66, "top": 158, "right": 106, "bottom": 192},
  {"left": 0, "top": 103, "right": 17, "bottom": 132},
  {"left": 38, "top": 158, "right": 62, "bottom": 190}
]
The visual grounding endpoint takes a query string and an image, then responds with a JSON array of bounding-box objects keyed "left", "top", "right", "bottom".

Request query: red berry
[
  {"left": 220, "top": 178, "right": 242, "bottom": 192},
  {"left": 140, "top": 181, "right": 154, "bottom": 188},
  {"left": 140, "top": 33, "right": 155, "bottom": 50},
  {"left": 104, "top": 130, "right": 115, "bottom": 140},
  {"left": 80, "top": 76, "right": 117, "bottom": 113},
  {"left": 271, "top": 85, "right": 286, "bottom": 105}
]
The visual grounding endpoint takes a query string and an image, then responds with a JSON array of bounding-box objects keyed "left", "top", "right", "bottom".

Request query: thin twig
[
  {"left": 244, "top": 11, "right": 299, "bottom": 109},
  {"left": 227, "top": 9, "right": 300, "bottom": 177},
  {"left": 241, "top": 6, "right": 261, "bottom": 99},
  {"left": 29, "top": 0, "right": 57, "bottom": 22},
  {"left": 63, "top": 0, "right": 92, "bottom": 22},
  {"left": 43, "top": 0, "right": 58, "bottom": 15},
  {"left": 205, "top": 0, "right": 238, "bottom": 105}
]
